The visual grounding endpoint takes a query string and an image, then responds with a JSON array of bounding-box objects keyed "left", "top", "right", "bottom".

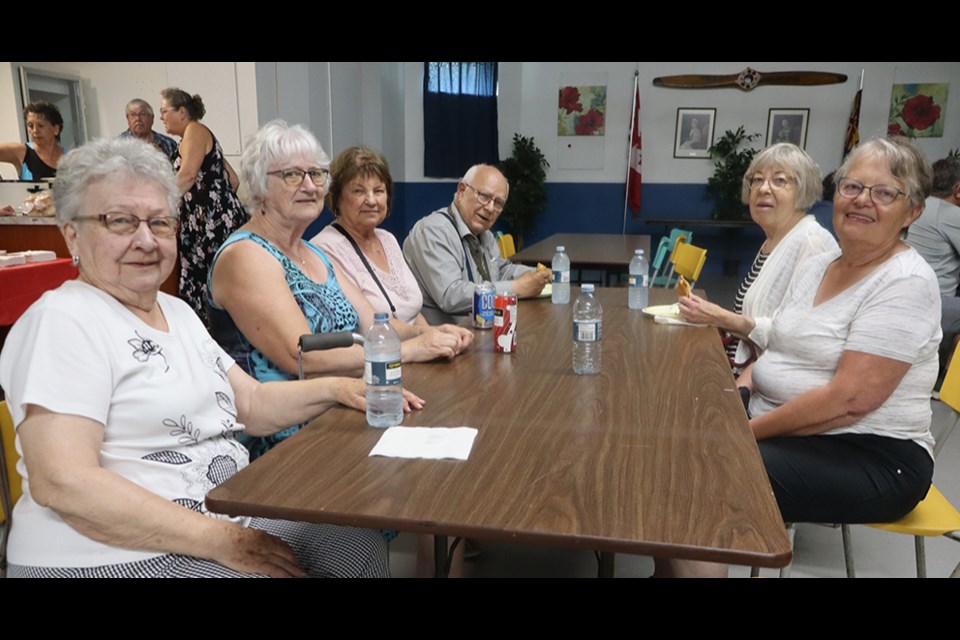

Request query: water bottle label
[
  {"left": 629, "top": 275, "right": 649, "bottom": 288},
  {"left": 365, "top": 360, "right": 402, "bottom": 386},
  {"left": 573, "top": 320, "right": 601, "bottom": 342},
  {"left": 553, "top": 270, "right": 570, "bottom": 284}
]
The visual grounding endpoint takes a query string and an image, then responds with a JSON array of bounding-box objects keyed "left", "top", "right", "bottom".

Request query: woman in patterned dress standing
[{"left": 159, "top": 87, "right": 247, "bottom": 325}]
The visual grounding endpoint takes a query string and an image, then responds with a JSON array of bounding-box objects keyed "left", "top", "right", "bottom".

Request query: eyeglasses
[
  {"left": 158, "top": 107, "right": 179, "bottom": 117},
  {"left": 748, "top": 174, "right": 795, "bottom": 190},
  {"left": 836, "top": 178, "right": 906, "bottom": 205},
  {"left": 463, "top": 183, "right": 507, "bottom": 211},
  {"left": 127, "top": 112, "right": 151, "bottom": 120},
  {"left": 73, "top": 213, "right": 180, "bottom": 238},
  {"left": 268, "top": 168, "right": 329, "bottom": 187}
]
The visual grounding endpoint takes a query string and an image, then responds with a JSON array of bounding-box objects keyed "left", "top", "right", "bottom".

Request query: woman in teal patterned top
[{"left": 208, "top": 120, "right": 473, "bottom": 459}]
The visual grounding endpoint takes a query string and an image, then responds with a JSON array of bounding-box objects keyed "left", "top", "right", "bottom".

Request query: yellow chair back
[
  {"left": 670, "top": 242, "right": 707, "bottom": 287},
  {"left": 497, "top": 233, "right": 516, "bottom": 259}
]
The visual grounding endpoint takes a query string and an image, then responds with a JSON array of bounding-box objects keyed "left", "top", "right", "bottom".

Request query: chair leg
[
  {"left": 779, "top": 523, "right": 797, "bottom": 578},
  {"left": 842, "top": 524, "right": 856, "bottom": 578},
  {"left": 914, "top": 536, "right": 927, "bottom": 578}
]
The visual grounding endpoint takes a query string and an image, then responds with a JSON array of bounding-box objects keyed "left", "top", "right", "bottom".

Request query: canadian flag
[{"left": 627, "top": 84, "right": 642, "bottom": 212}]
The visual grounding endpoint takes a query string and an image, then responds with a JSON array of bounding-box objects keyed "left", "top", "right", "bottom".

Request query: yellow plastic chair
[
  {"left": 664, "top": 241, "right": 707, "bottom": 290},
  {"left": 1, "top": 400, "right": 21, "bottom": 576},
  {"left": 839, "top": 355, "right": 960, "bottom": 578},
  {"left": 497, "top": 233, "right": 516, "bottom": 259}
]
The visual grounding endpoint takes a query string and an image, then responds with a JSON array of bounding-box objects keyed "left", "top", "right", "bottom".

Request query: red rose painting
[
  {"left": 558, "top": 85, "right": 607, "bottom": 136},
  {"left": 888, "top": 83, "right": 948, "bottom": 138}
]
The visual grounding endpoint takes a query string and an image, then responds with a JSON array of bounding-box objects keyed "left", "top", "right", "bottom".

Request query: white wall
[
  {"left": 4, "top": 62, "right": 958, "bottom": 185},
  {"left": 395, "top": 61, "right": 960, "bottom": 184}
]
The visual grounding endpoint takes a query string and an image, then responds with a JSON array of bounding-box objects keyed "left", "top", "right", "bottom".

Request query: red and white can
[{"left": 493, "top": 292, "right": 518, "bottom": 353}]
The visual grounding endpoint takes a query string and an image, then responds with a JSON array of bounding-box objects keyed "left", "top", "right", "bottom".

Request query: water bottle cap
[
  {"left": 557, "top": 246, "right": 565, "bottom": 252},
  {"left": 373, "top": 312, "right": 389, "bottom": 322},
  {"left": 635, "top": 249, "right": 644, "bottom": 255},
  {"left": 582, "top": 284, "right": 595, "bottom": 293}
]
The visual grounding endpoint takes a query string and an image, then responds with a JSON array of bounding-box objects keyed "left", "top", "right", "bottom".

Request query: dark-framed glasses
[
  {"left": 836, "top": 178, "right": 906, "bottom": 205},
  {"left": 748, "top": 174, "right": 794, "bottom": 190},
  {"left": 73, "top": 213, "right": 180, "bottom": 238},
  {"left": 268, "top": 167, "right": 329, "bottom": 187},
  {"left": 464, "top": 182, "right": 506, "bottom": 211}
]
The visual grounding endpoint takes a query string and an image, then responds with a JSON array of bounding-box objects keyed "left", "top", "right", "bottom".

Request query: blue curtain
[{"left": 423, "top": 62, "right": 499, "bottom": 178}]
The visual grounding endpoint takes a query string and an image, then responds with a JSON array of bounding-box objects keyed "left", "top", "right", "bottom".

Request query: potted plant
[
  {"left": 499, "top": 133, "right": 549, "bottom": 247},
  {"left": 706, "top": 126, "right": 760, "bottom": 220}
]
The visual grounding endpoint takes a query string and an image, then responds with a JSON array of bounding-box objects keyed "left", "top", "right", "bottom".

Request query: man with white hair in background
[{"left": 118, "top": 98, "right": 177, "bottom": 162}]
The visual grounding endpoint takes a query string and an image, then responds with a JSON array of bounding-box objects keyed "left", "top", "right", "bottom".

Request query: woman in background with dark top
[
  {"left": 0, "top": 101, "right": 65, "bottom": 180},
  {"left": 159, "top": 87, "right": 246, "bottom": 325}
]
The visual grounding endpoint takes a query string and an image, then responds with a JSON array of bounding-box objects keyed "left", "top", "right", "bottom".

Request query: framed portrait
[
  {"left": 766, "top": 108, "right": 809, "bottom": 148},
  {"left": 674, "top": 108, "right": 716, "bottom": 159}
]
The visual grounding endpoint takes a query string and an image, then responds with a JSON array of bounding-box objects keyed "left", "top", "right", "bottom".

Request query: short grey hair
[
  {"left": 835, "top": 137, "right": 932, "bottom": 209},
  {"left": 53, "top": 137, "right": 179, "bottom": 224},
  {"left": 240, "top": 119, "right": 330, "bottom": 210},
  {"left": 125, "top": 98, "right": 154, "bottom": 117},
  {"left": 461, "top": 164, "right": 509, "bottom": 198},
  {"left": 741, "top": 143, "right": 822, "bottom": 211}
]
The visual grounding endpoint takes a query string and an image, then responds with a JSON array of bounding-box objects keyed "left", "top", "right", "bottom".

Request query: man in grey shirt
[
  {"left": 403, "top": 164, "right": 550, "bottom": 324},
  {"left": 906, "top": 156, "right": 960, "bottom": 370}
]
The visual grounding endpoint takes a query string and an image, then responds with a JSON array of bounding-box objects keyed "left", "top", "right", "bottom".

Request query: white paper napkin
[{"left": 369, "top": 426, "right": 478, "bottom": 460}]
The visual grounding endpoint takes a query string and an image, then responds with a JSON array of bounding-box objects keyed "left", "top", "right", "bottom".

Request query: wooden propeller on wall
[{"left": 653, "top": 67, "right": 848, "bottom": 91}]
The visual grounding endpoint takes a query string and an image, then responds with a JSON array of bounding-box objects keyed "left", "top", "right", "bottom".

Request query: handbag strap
[{"left": 331, "top": 223, "right": 397, "bottom": 318}]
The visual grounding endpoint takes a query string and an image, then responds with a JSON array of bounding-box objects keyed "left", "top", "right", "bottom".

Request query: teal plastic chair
[{"left": 652, "top": 229, "right": 693, "bottom": 287}]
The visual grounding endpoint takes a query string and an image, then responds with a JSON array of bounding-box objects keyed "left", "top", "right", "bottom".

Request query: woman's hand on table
[
  {"left": 330, "top": 374, "right": 424, "bottom": 413},
  {"left": 436, "top": 323, "right": 474, "bottom": 353},
  {"left": 402, "top": 327, "right": 460, "bottom": 362},
  {"left": 677, "top": 294, "right": 724, "bottom": 325},
  {"left": 212, "top": 523, "right": 306, "bottom": 578}
]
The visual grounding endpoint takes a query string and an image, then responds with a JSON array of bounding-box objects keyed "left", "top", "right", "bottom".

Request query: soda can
[
  {"left": 493, "top": 292, "right": 518, "bottom": 353},
  {"left": 473, "top": 281, "right": 496, "bottom": 329}
]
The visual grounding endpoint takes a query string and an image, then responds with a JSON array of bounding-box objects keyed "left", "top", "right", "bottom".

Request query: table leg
[
  {"left": 597, "top": 551, "right": 615, "bottom": 578},
  {"left": 434, "top": 535, "right": 449, "bottom": 578}
]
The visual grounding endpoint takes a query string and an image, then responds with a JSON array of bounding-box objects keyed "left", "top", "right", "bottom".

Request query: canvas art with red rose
[
  {"left": 888, "top": 83, "right": 949, "bottom": 138},
  {"left": 558, "top": 85, "right": 606, "bottom": 136}
]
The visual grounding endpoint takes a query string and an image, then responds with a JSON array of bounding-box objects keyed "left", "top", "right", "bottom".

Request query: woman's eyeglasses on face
[
  {"left": 836, "top": 178, "right": 905, "bottom": 205},
  {"left": 748, "top": 175, "right": 795, "bottom": 190},
  {"left": 268, "top": 168, "right": 329, "bottom": 187},
  {"left": 74, "top": 213, "right": 180, "bottom": 237}
]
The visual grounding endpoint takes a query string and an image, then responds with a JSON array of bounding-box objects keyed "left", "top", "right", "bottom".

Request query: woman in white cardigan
[{"left": 679, "top": 143, "right": 837, "bottom": 371}]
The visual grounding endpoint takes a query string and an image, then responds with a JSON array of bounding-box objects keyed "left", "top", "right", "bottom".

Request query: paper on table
[{"left": 369, "top": 426, "right": 478, "bottom": 460}]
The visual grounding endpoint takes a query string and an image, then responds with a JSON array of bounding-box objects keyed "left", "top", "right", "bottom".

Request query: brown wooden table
[
  {"left": 511, "top": 233, "right": 651, "bottom": 286},
  {"left": 206, "top": 287, "right": 791, "bottom": 576}
]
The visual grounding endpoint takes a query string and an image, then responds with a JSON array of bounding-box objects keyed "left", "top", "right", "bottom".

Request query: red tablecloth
[{"left": 0, "top": 258, "right": 79, "bottom": 326}]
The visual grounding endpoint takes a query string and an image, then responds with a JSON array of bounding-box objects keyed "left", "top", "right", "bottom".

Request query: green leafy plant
[
  {"left": 706, "top": 126, "right": 761, "bottom": 220},
  {"left": 499, "top": 134, "right": 549, "bottom": 246},
  {"left": 949, "top": 148, "right": 960, "bottom": 160}
]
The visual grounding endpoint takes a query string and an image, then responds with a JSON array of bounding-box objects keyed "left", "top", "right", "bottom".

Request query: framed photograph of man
[
  {"left": 673, "top": 108, "right": 716, "bottom": 159},
  {"left": 766, "top": 109, "right": 809, "bottom": 148}
]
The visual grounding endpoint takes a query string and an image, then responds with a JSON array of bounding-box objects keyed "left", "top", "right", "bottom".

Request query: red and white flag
[{"left": 627, "top": 83, "right": 642, "bottom": 212}]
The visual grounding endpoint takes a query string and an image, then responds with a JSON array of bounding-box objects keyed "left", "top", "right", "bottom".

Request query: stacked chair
[{"left": 651, "top": 229, "right": 692, "bottom": 286}]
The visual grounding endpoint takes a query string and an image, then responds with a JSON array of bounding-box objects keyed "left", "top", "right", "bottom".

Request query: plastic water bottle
[
  {"left": 552, "top": 245, "right": 571, "bottom": 304},
  {"left": 573, "top": 284, "right": 603, "bottom": 375},
  {"left": 628, "top": 249, "right": 650, "bottom": 310},
  {"left": 364, "top": 312, "right": 403, "bottom": 428}
]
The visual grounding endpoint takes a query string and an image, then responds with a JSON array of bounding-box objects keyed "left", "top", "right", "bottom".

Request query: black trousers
[{"left": 759, "top": 433, "right": 934, "bottom": 524}]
